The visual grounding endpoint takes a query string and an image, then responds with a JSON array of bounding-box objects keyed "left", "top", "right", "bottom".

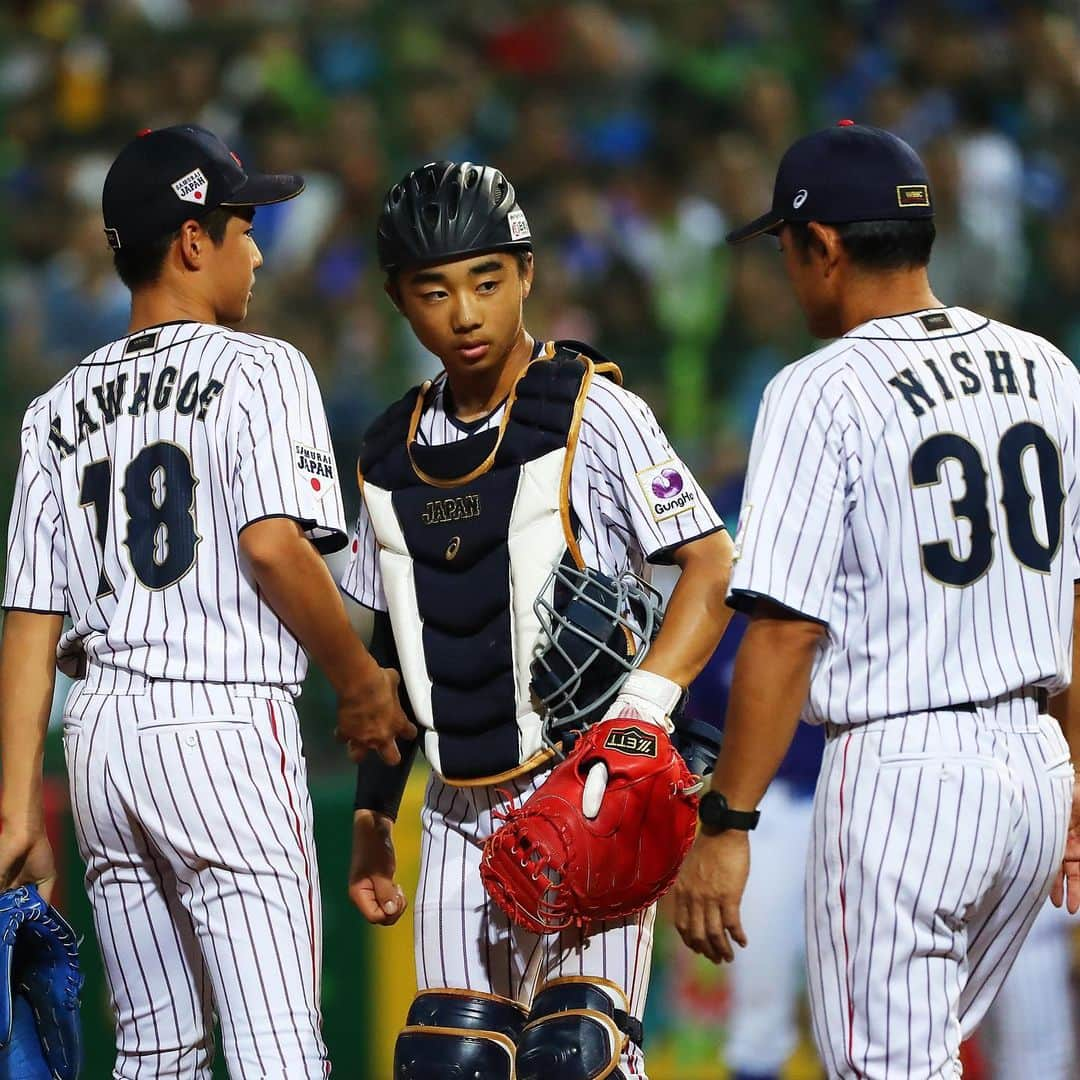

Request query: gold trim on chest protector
[
  {"left": 438, "top": 745, "right": 557, "bottom": 788},
  {"left": 403, "top": 340, "right": 556, "bottom": 490}
]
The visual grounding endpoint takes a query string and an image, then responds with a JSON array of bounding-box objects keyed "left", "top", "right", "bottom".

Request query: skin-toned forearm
[
  {"left": 708, "top": 608, "right": 826, "bottom": 810},
  {"left": 1050, "top": 586, "right": 1080, "bottom": 764},
  {"left": 641, "top": 530, "right": 734, "bottom": 688},
  {"left": 240, "top": 519, "right": 379, "bottom": 695},
  {"left": 0, "top": 612, "right": 63, "bottom": 824}
]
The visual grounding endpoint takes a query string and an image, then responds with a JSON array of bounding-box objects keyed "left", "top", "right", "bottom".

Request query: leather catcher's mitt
[
  {"left": 480, "top": 716, "right": 699, "bottom": 934},
  {"left": 0, "top": 885, "right": 83, "bottom": 1080}
]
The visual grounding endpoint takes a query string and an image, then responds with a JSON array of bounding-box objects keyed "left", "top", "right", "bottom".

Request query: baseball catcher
[{"left": 0, "top": 885, "right": 82, "bottom": 1080}]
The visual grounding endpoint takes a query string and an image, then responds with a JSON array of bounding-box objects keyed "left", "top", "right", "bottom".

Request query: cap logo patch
[
  {"left": 172, "top": 167, "right": 209, "bottom": 205},
  {"left": 507, "top": 207, "right": 530, "bottom": 241},
  {"left": 897, "top": 184, "right": 930, "bottom": 208},
  {"left": 793, "top": 189, "right": 808, "bottom": 209}
]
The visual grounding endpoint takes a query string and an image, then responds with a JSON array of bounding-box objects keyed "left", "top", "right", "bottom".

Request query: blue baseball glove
[{"left": 0, "top": 885, "right": 82, "bottom": 1080}]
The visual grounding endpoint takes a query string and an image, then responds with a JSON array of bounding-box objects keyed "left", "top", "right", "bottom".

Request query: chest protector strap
[{"left": 359, "top": 342, "right": 620, "bottom": 783}]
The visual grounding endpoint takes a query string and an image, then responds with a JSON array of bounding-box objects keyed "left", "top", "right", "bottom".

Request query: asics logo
[{"left": 793, "top": 189, "right": 808, "bottom": 209}]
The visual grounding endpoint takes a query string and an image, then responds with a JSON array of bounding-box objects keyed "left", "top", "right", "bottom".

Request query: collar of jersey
[{"left": 842, "top": 306, "right": 991, "bottom": 342}]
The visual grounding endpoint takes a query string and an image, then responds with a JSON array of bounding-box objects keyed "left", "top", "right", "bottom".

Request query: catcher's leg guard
[
  {"left": 393, "top": 988, "right": 527, "bottom": 1079},
  {"left": 516, "top": 976, "right": 642, "bottom": 1080}
]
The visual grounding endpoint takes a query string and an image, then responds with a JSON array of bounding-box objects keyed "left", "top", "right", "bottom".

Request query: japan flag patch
[{"left": 172, "top": 168, "right": 209, "bottom": 205}]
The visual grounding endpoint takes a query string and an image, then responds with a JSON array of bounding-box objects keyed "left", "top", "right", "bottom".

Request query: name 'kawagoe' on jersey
[
  {"left": 3, "top": 321, "right": 347, "bottom": 692},
  {"left": 729, "top": 306, "right": 1080, "bottom": 725}
]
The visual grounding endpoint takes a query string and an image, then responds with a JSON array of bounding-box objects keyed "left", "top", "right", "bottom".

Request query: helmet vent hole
[
  {"left": 492, "top": 175, "right": 507, "bottom": 204},
  {"left": 422, "top": 203, "right": 440, "bottom": 228},
  {"left": 465, "top": 168, "right": 479, "bottom": 188}
]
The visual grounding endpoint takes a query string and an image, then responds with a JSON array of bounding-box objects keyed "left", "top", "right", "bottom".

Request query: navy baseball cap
[
  {"left": 102, "top": 124, "right": 305, "bottom": 251},
  {"left": 726, "top": 120, "right": 933, "bottom": 244}
]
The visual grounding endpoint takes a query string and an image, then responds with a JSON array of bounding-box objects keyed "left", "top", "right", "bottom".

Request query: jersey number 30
[
  {"left": 911, "top": 421, "right": 1065, "bottom": 587},
  {"left": 78, "top": 442, "right": 200, "bottom": 595}
]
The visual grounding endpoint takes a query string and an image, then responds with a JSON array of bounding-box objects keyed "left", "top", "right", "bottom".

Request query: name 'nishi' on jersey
[
  {"left": 729, "top": 306, "right": 1080, "bottom": 725},
  {"left": 2, "top": 321, "right": 347, "bottom": 691}
]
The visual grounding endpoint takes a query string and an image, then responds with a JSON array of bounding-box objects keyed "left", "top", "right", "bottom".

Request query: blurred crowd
[{"left": 4, "top": 0, "right": 1080, "bottom": 530}]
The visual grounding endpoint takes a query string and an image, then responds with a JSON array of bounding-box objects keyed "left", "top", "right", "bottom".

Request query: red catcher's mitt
[{"left": 480, "top": 716, "right": 699, "bottom": 935}]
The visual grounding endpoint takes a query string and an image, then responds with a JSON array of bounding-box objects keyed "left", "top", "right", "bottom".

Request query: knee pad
[
  {"left": 393, "top": 988, "right": 527, "bottom": 1079},
  {"left": 516, "top": 977, "right": 641, "bottom": 1080}
]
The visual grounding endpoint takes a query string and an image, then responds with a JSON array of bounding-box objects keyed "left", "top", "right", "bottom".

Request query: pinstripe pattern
[
  {"left": 1, "top": 321, "right": 346, "bottom": 1076},
  {"left": 807, "top": 708, "right": 1072, "bottom": 1079},
  {"left": 342, "top": 364, "right": 723, "bottom": 608},
  {"left": 732, "top": 307, "right": 1080, "bottom": 1078},
  {"left": 63, "top": 676, "right": 328, "bottom": 1079},
  {"left": 3, "top": 321, "right": 347, "bottom": 687},
  {"left": 730, "top": 308, "right": 1080, "bottom": 723},
  {"left": 414, "top": 770, "right": 654, "bottom": 1078}
]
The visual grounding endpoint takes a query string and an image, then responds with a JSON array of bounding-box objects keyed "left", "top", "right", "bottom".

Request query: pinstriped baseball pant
[
  {"left": 807, "top": 701, "right": 1073, "bottom": 1080},
  {"left": 414, "top": 770, "right": 655, "bottom": 1078},
  {"left": 62, "top": 674, "right": 329, "bottom": 1079}
]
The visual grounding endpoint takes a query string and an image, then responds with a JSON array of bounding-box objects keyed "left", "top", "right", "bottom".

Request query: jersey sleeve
[
  {"left": 576, "top": 381, "right": 724, "bottom": 565},
  {"left": 340, "top": 498, "right": 387, "bottom": 611},
  {"left": 231, "top": 345, "right": 347, "bottom": 553},
  {"left": 728, "top": 362, "right": 853, "bottom": 625},
  {"left": 2, "top": 409, "right": 67, "bottom": 613}
]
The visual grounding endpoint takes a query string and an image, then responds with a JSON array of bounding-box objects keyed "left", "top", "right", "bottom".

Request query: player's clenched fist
[
  {"left": 673, "top": 830, "right": 750, "bottom": 965},
  {"left": 348, "top": 809, "right": 407, "bottom": 925},
  {"left": 336, "top": 663, "right": 416, "bottom": 765}
]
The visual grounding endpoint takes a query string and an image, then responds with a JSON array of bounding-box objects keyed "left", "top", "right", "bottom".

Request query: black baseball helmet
[{"left": 376, "top": 161, "right": 533, "bottom": 273}]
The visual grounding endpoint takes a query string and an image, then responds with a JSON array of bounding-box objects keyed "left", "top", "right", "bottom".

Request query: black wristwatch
[{"left": 698, "top": 791, "right": 760, "bottom": 834}]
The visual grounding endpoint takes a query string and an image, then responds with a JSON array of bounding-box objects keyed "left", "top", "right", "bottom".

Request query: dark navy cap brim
[
  {"left": 220, "top": 172, "right": 305, "bottom": 207},
  {"left": 726, "top": 209, "right": 784, "bottom": 245}
]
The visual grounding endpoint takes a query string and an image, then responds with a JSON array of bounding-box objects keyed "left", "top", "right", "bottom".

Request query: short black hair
[
  {"left": 787, "top": 219, "right": 936, "bottom": 271},
  {"left": 112, "top": 205, "right": 255, "bottom": 291},
  {"left": 386, "top": 248, "right": 532, "bottom": 289}
]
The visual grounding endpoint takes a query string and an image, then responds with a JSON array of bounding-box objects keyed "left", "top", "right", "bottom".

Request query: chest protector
[{"left": 359, "top": 342, "right": 620, "bottom": 784}]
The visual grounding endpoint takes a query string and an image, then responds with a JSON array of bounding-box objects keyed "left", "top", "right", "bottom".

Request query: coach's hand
[
  {"left": 0, "top": 820, "right": 56, "bottom": 902},
  {"left": 673, "top": 830, "right": 749, "bottom": 964},
  {"left": 336, "top": 664, "right": 416, "bottom": 766},
  {"left": 349, "top": 810, "right": 407, "bottom": 926},
  {"left": 1051, "top": 784, "right": 1080, "bottom": 913}
]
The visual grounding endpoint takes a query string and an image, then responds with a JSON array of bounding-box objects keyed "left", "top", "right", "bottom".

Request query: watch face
[{"left": 699, "top": 791, "right": 729, "bottom": 827}]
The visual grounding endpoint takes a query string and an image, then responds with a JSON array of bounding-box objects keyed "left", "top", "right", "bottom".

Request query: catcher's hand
[
  {"left": 480, "top": 696, "right": 698, "bottom": 935},
  {"left": 348, "top": 810, "right": 407, "bottom": 926},
  {"left": 581, "top": 668, "right": 682, "bottom": 819},
  {"left": 0, "top": 885, "right": 82, "bottom": 1080}
]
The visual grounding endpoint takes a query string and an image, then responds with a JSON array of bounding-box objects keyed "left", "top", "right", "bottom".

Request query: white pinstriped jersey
[
  {"left": 3, "top": 320, "right": 347, "bottom": 691},
  {"left": 341, "top": 364, "right": 724, "bottom": 609},
  {"left": 730, "top": 306, "right": 1080, "bottom": 725}
]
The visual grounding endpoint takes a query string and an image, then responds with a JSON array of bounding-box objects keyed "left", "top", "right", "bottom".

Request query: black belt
[{"left": 885, "top": 687, "right": 1048, "bottom": 721}]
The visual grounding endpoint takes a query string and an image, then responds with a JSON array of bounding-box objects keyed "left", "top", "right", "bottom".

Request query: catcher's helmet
[
  {"left": 530, "top": 563, "right": 664, "bottom": 743},
  {"left": 376, "top": 161, "right": 532, "bottom": 273}
]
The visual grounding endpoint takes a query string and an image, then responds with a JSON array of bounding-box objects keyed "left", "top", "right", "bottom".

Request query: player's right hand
[
  {"left": 335, "top": 665, "right": 416, "bottom": 766},
  {"left": 349, "top": 809, "right": 407, "bottom": 926},
  {"left": 1051, "top": 782, "right": 1080, "bottom": 913},
  {"left": 0, "top": 821, "right": 56, "bottom": 902}
]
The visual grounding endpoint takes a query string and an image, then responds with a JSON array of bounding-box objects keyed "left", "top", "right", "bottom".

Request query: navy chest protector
[{"left": 359, "top": 343, "right": 619, "bottom": 784}]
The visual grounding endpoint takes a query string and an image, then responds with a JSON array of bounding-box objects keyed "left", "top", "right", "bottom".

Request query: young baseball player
[
  {"left": 674, "top": 121, "right": 1080, "bottom": 1079},
  {"left": 0, "top": 124, "right": 414, "bottom": 1078},
  {"left": 341, "top": 161, "right": 733, "bottom": 1078}
]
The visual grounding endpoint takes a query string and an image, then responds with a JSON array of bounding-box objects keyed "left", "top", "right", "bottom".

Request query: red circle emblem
[
  {"left": 193, "top": 191, "right": 203, "bottom": 200},
  {"left": 352, "top": 539, "right": 359, "bottom": 553},
  {"left": 311, "top": 478, "right": 321, "bottom": 492}
]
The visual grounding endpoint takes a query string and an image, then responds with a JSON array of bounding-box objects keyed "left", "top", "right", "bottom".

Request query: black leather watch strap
[{"left": 698, "top": 790, "right": 760, "bottom": 832}]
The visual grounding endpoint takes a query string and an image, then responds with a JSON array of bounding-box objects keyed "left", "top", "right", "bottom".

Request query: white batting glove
[{"left": 582, "top": 670, "right": 683, "bottom": 819}]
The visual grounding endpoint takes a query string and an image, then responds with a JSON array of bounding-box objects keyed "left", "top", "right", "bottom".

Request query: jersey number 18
[{"left": 78, "top": 441, "right": 200, "bottom": 596}]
